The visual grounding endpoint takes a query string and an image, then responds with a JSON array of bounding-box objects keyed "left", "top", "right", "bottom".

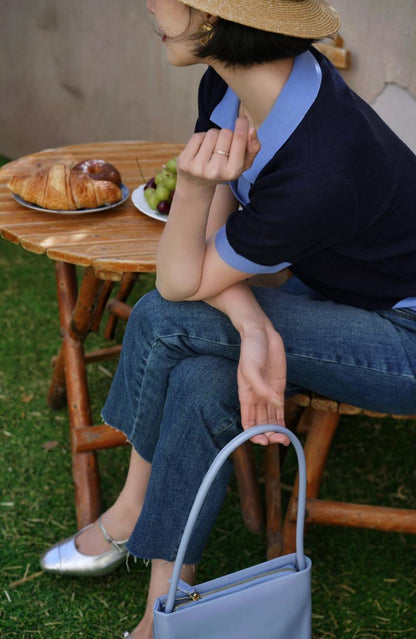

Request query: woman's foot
[
  {"left": 39, "top": 514, "right": 130, "bottom": 577},
  {"left": 41, "top": 448, "right": 152, "bottom": 577},
  {"left": 75, "top": 503, "right": 139, "bottom": 556},
  {"left": 40, "top": 505, "right": 139, "bottom": 577},
  {"left": 123, "top": 615, "right": 153, "bottom": 639},
  {"left": 40, "top": 498, "right": 142, "bottom": 577}
]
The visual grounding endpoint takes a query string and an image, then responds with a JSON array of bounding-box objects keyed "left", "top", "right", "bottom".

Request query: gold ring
[{"left": 213, "top": 149, "right": 230, "bottom": 157}]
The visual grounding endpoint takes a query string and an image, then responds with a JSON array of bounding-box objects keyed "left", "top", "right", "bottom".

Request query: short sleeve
[{"left": 219, "top": 166, "right": 359, "bottom": 271}]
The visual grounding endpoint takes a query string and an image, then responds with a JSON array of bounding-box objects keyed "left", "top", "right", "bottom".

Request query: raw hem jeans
[{"left": 101, "top": 279, "right": 416, "bottom": 564}]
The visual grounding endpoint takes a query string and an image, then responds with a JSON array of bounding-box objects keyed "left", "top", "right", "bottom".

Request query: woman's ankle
[
  {"left": 75, "top": 505, "right": 138, "bottom": 556},
  {"left": 102, "top": 500, "right": 140, "bottom": 539}
]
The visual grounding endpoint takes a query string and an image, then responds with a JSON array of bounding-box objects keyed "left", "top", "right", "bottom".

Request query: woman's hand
[
  {"left": 237, "top": 322, "right": 289, "bottom": 446},
  {"left": 176, "top": 116, "right": 261, "bottom": 189},
  {"left": 205, "top": 282, "right": 289, "bottom": 446}
]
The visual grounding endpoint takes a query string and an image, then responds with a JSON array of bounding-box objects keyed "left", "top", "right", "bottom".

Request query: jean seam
[
  {"left": 153, "top": 332, "right": 241, "bottom": 350},
  {"left": 287, "top": 352, "right": 416, "bottom": 379},
  {"left": 130, "top": 339, "right": 154, "bottom": 445},
  {"left": 212, "top": 415, "right": 240, "bottom": 438}
]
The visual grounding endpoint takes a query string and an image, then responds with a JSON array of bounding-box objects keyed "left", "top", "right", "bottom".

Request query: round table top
[{"left": 0, "top": 140, "right": 184, "bottom": 279}]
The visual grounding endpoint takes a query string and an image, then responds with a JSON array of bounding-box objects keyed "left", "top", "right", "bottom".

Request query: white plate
[
  {"left": 12, "top": 184, "right": 130, "bottom": 215},
  {"left": 131, "top": 184, "right": 168, "bottom": 223}
]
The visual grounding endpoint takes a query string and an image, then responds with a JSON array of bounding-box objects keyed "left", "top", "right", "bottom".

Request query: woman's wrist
[
  {"left": 236, "top": 316, "right": 277, "bottom": 343},
  {"left": 174, "top": 174, "right": 217, "bottom": 202},
  {"left": 207, "top": 282, "right": 274, "bottom": 335}
]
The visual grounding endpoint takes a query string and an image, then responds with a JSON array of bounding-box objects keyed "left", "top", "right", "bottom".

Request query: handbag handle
[{"left": 165, "top": 424, "right": 307, "bottom": 614}]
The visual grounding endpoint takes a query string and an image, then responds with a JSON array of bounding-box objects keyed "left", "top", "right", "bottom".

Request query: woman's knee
[
  {"left": 129, "top": 289, "right": 165, "bottom": 327},
  {"left": 128, "top": 289, "right": 207, "bottom": 337}
]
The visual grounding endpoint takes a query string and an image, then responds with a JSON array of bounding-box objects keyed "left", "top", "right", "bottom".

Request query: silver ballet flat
[
  {"left": 40, "top": 516, "right": 129, "bottom": 577},
  {"left": 123, "top": 633, "right": 132, "bottom": 638}
]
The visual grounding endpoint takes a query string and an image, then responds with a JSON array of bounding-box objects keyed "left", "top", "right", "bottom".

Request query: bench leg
[
  {"left": 263, "top": 398, "right": 306, "bottom": 558},
  {"left": 233, "top": 443, "right": 264, "bottom": 534},
  {"left": 281, "top": 406, "right": 340, "bottom": 554}
]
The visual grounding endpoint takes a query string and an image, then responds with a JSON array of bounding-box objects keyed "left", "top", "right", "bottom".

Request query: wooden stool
[{"left": 234, "top": 394, "right": 416, "bottom": 559}]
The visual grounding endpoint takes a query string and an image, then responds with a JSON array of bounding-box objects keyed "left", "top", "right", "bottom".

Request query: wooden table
[{"left": 0, "top": 141, "right": 184, "bottom": 528}]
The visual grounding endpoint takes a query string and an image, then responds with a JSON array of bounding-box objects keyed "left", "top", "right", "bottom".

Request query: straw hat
[{"left": 179, "top": 0, "right": 340, "bottom": 38}]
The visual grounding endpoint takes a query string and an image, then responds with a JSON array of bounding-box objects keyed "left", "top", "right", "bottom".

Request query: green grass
[{"left": 0, "top": 238, "right": 415, "bottom": 638}]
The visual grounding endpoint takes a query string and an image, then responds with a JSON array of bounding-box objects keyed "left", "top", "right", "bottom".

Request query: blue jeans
[{"left": 102, "top": 280, "right": 416, "bottom": 563}]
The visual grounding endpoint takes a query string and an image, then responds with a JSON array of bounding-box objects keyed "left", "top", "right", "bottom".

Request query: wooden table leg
[
  {"left": 104, "top": 272, "right": 137, "bottom": 339},
  {"left": 47, "top": 267, "right": 78, "bottom": 409},
  {"left": 49, "top": 262, "right": 107, "bottom": 528}
]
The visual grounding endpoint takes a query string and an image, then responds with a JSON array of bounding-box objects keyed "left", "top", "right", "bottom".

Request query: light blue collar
[{"left": 210, "top": 49, "right": 322, "bottom": 203}]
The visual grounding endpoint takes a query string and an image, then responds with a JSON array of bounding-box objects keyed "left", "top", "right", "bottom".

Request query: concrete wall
[
  {"left": 0, "top": 0, "right": 203, "bottom": 157},
  {"left": 1, "top": 0, "right": 415, "bottom": 159},
  {"left": 332, "top": 0, "right": 416, "bottom": 152}
]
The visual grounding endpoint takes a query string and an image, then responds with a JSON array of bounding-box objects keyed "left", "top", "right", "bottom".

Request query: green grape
[
  {"left": 146, "top": 158, "right": 178, "bottom": 211},
  {"left": 166, "top": 157, "right": 177, "bottom": 174},
  {"left": 144, "top": 187, "right": 159, "bottom": 210},
  {"left": 161, "top": 167, "right": 173, "bottom": 180},
  {"left": 155, "top": 184, "right": 171, "bottom": 203},
  {"left": 164, "top": 173, "right": 176, "bottom": 191}
]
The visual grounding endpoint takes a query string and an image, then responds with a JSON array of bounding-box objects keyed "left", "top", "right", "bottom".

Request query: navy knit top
[{"left": 195, "top": 49, "right": 416, "bottom": 310}]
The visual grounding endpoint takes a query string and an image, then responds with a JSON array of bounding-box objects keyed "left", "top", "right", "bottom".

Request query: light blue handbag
[{"left": 153, "top": 424, "right": 312, "bottom": 639}]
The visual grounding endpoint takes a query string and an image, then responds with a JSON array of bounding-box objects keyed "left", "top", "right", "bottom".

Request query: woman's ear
[{"left": 203, "top": 13, "right": 218, "bottom": 26}]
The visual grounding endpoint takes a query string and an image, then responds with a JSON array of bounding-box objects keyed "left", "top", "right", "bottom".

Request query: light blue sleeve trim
[
  {"left": 215, "top": 226, "right": 291, "bottom": 275},
  {"left": 393, "top": 297, "right": 416, "bottom": 311}
]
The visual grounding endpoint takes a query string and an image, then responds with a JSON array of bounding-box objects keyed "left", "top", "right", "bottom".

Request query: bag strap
[{"left": 165, "top": 424, "right": 307, "bottom": 614}]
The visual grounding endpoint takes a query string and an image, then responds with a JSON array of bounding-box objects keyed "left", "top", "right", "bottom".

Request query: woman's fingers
[
  {"left": 240, "top": 382, "right": 287, "bottom": 445},
  {"left": 212, "top": 128, "right": 233, "bottom": 156},
  {"left": 178, "top": 117, "right": 259, "bottom": 185},
  {"left": 240, "top": 403, "right": 268, "bottom": 445},
  {"left": 228, "top": 116, "right": 250, "bottom": 167},
  {"left": 240, "top": 377, "right": 287, "bottom": 443},
  {"left": 180, "top": 129, "right": 218, "bottom": 166},
  {"left": 180, "top": 132, "right": 207, "bottom": 161}
]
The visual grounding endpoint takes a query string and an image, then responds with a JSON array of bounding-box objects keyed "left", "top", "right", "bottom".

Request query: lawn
[{"left": 0, "top": 229, "right": 415, "bottom": 638}]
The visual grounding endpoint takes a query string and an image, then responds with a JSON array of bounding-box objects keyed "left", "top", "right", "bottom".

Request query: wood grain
[{"left": 0, "top": 141, "right": 184, "bottom": 278}]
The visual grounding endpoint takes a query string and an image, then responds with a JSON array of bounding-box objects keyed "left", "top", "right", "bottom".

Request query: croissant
[{"left": 8, "top": 164, "right": 122, "bottom": 210}]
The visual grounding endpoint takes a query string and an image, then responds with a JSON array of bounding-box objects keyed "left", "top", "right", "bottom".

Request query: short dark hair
[{"left": 194, "top": 18, "right": 315, "bottom": 67}]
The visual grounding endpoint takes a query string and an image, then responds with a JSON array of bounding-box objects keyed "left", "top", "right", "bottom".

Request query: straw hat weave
[{"left": 179, "top": 0, "right": 340, "bottom": 38}]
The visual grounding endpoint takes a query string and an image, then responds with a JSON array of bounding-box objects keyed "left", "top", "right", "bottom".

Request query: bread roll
[{"left": 8, "top": 163, "right": 122, "bottom": 210}]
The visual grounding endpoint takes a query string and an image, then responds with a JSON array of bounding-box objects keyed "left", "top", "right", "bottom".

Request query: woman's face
[{"left": 146, "top": 0, "right": 205, "bottom": 66}]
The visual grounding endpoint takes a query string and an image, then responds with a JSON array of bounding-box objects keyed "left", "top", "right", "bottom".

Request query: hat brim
[{"left": 180, "top": 0, "right": 340, "bottom": 38}]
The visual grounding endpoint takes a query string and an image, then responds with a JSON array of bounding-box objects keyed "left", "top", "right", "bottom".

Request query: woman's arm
[
  {"left": 156, "top": 117, "right": 260, "bottom": 301},
  {"left": 205, "top": 183, "right": 238, "bottom": 239},
  {"left": 156, "top": 118, "right": 288, "bottom": 444}
]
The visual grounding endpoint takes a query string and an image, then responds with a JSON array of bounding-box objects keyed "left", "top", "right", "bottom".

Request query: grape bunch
[{"left": 143, "top": 157, "right": 177, "bottom": 215}]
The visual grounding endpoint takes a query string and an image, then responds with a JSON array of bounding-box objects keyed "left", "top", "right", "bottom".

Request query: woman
[{"left": 40, "top": 1, "right": 416, "bottom": 637}]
